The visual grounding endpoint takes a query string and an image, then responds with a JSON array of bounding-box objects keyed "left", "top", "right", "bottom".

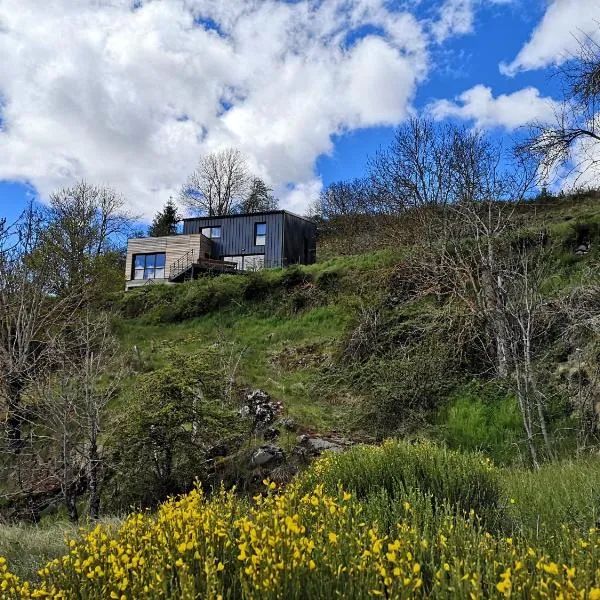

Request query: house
[{"left": 125, "top": 210, "right": 317, "bottom": 290}]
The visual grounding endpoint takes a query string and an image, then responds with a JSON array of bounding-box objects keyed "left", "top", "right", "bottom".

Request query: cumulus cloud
[
  {"left": 0, "top": 0, "right": 428, "bottom": 218},
  {"left": 429, "top": 85, "right": 559, "bottom": 130},
  {"left": 501, "top": 0, "right": 600, "bottom": 75}
]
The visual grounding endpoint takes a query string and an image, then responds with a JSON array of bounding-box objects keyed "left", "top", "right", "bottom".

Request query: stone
[
  {"left": 250, "top": 444, "right": 285, "bottom": 467},
  {"left": 263, "top": 427, "right": 280, "bottom": 441},
  {"left": 239, "top": 389, "right": 283, "bottom": 431},
  {"left": 306, "top": 437, "right": 344, "bottom": 453},
  {"left": 280, "top": 417, "right": 298, "bottom": 431}
]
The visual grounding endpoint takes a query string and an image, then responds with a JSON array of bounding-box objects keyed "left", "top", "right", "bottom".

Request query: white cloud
[
  {"left": 429, "top": 85, "right": 558, "bottom": 130},
  {"left": 0, "top": 0, "right": 428, "bottom": 218},
  {"left": 431, "top": 0, "right": 515, "bottom": 43},
  {"left": 501, "top": 0, "right": 600, "bottom": 75}
]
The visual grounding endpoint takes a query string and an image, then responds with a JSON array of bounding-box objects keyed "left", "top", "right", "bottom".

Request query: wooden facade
[{"left": 125, "top": 234, "right": 212, "bottom": 290}]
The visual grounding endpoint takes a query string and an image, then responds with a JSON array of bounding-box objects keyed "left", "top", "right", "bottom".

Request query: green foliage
[
  {"left": 503, "top": 459, "right": 600, "bottom": 543},
  {"left": 434, "top": 383, "right": 524, "bottom": 465},
  {"left": 148, "top": 198, "right": 181, "bottom": 237},
  {"left": 297, "top": 440, "right": 502, "bottom": 526},
  {"left": 105, "top": 349, "right": 244, "bottom": 511}
]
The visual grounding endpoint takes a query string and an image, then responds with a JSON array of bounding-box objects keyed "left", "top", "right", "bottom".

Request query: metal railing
[{"left": 169, "top": 249, "right": 196, "bottom": 281}]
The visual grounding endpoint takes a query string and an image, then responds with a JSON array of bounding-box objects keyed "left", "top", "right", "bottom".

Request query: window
[
  {"left": 133, "top": 253, "right": 165, "bottom": 280},
  {"left": 255, "top": 222, "right": 266, "bottom": 246},
  {"left": 223, "top": 255, "right": 264, "bottom": 271},
  {"left": 201, "top": 226, "right": 221, "bottom": 239},
  {"left": 244, "top": 254, "right": 265, "bottom": 271}
]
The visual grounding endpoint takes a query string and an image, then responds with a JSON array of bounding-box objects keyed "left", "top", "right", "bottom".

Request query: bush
[
  {"left": 315, "top": 268, "right": 341, "bottom": 292},
  {"left": 296, "top": 440, "right": 502, "bottom": 524},
  {"left": 280, "top": 265, "right": 312, "bottom": 289}
]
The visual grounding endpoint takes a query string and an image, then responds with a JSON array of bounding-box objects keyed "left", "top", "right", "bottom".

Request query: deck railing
[{"left": 169, "top": 249, "right": 196, "bottom": 281}]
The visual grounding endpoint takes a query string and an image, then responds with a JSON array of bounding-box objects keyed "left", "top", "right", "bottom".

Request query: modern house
[{"left": 125, "top": 210, "right": 317, "bottom": 290}]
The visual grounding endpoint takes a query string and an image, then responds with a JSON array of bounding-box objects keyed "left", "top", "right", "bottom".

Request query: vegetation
[
  {"left": 149, "top": 199, "right": 181, "bottom": 237},
  {"left": 2, "top": 37, "right": 600, "bottom": 596},
  {"left": 4, "top": 443, "right": 600, "bottom": 598}
]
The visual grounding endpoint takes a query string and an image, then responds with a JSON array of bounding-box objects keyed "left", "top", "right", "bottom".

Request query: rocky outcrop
[{"left": 239, "top": 389, "right": 284, "bottom": 432}]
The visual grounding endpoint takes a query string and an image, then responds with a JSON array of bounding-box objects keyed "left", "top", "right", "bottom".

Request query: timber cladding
[{"left": 125, "top": 234, "right": 211, "bottom": 285}]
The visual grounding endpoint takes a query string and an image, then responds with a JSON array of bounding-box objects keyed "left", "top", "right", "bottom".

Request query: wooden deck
[{"left": 169, "top": 257, "right": 238, "bottom": 282}]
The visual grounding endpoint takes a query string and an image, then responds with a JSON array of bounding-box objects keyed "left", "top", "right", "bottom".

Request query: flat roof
[{"left": 181, "top": 209, "right": 315, "bottom": 224}]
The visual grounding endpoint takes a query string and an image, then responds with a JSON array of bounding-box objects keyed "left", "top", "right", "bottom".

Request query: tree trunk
[
  {"left": 66, "top": 484, "right": 79, "bottom": 523},
  {"left": 88, "top": 439, "right": 100, "bottom": 520}
]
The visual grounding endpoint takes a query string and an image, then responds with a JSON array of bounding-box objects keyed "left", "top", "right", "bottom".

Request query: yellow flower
[{"left": 328, "top": 532, "right": 338, "bottom": 544}]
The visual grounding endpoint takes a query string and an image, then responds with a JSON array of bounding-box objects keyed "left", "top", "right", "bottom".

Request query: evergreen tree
[
  {"left": 240, "top": 178, "right": 278, "bottom": 213},
  {"left": 149, "top": 198, "right": 180, "bottom": 237}
]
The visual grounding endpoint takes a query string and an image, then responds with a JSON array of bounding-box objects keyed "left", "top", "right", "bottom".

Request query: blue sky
[{"left": 0, "top": 0, "right": 597, "bottom": 224}]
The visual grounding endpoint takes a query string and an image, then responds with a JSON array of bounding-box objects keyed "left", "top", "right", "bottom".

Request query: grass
[{"left": 117, "top": 304, "right": 353, "bottom": 431}]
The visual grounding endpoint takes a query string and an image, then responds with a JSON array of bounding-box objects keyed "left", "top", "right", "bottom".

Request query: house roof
[{"left": 181, "top": 209, "right": 315, "bottom": 224}]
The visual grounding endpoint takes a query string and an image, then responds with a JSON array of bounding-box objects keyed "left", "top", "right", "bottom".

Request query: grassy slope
[
  {"left": 115, "top": 196, "right": 600, "bottom": 436},
  {"left": 116, "top": 247, "right": 405, "bottom": 432}
]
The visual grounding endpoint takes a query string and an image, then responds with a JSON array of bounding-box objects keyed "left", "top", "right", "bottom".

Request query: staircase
[{"left": 169, "top": 249, "right": 196, "bottom": 281}]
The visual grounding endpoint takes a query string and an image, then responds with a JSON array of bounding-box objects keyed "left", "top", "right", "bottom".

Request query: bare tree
[
  {"left": 180, "top": 148, "right": 250, "bottom": 216},
  {"left": 518, "top": 34, "right": 600, "bottom": 186},
  {"left": 32, "top": 311, "right": 124, "bottom": 521},
  {"left": 436, "top": 201, "right": 555, "bottom": 466},
  {"left": 42, "top": 181, "right": 135, "bottom": 297},
  {"left": 368, "top": 118, "right": 454, "bottom": 213},
  {"left": 0, "top": 204, "right": 75, "bottom": 455}
]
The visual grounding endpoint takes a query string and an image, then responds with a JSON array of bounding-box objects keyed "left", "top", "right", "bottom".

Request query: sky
[{"left": 0, "top": 0, "right": 599, "bottom": 225}]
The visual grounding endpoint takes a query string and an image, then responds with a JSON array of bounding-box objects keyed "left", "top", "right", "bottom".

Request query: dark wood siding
[
  {"left": 183, "top": 211, "right": 316, "bottom": 268},
  {"left": 283, "top": 213, "right": 317, "bottom": 265},
  {"left": 183, "top": 213, "right": 285, "bottom": 267}
]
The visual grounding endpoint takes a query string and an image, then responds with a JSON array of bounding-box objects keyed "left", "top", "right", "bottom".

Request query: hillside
[{"left": 112, "top": 194, "right": 600, "bottom": 472}]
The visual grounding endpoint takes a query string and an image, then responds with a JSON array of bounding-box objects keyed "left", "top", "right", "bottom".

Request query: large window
[
  {"left": 201, "top": 226, "right": 222, "bottom": 239},
  {"left": 255, "top": 222, "right": 266, "bottom": 246},
  {"left": 223, "top": 255, "right": 264, "bottom": 271},
  {"left": 133, "top": 253, "right": 166, "bottom": 280}
]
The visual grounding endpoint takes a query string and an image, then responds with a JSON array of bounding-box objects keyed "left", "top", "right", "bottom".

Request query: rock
[
  {"left": 263, "top": 427, "right": 280, "bottom": 441},
  {"left": 280, "top": 417, "right": 298, "bottom": 432},
  {"left": 307, "top": 437, "right": 344, "bottom": 453},
  {"left": 296, "top": 434, "right": 345, "bottom": 454},
  {"left": 206, "top": 443, "right": 228, "bottom": 459},
  {"left": 239, "top": 389, "right": 284, "bottom": 431},
  {"left": 250, "top": 444, "right": 285, "bottom": 467}
]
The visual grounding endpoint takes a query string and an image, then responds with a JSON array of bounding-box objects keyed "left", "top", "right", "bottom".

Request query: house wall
[
  {"left": 124, "top": 234, "right": 211, "bottom": 289},
  {"left": 283, "top": 213, "right": 317, "bottom": 265},
  {"left": 183, "top": 213, "right": 285, "bottom": 268}
]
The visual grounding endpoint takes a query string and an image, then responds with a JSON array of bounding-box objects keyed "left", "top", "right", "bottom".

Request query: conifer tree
[{"left": 149, "top": 198, "right": 180, "bottom": 237}]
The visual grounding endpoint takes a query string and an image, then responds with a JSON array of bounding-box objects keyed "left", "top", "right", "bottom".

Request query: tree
[
  {"left": 518, "top": 35, "right": 600, "bottom": 186},
  {"left": 179, "top": 148, "right": 249, "bottom": 216},
  {"left": 149, "top": 198, "right": 181, "bottom": 237},
  {"left": 0, "top": 204, "right": 74, "bottom": 455},
  {"left": 41, "top": 181, "right": 134, "bottom": 298},
  {"left": 107, "top": 349, "right": 243, "bottom": 510},
  {"left": 368, "top": 118, "right": 454, "bottom": 214},
  {"left": 32, "top": 311, "right": 124, "bottom": 521},
  {"left": 240, "top": 178, "right": 278, "bottom": 213}
]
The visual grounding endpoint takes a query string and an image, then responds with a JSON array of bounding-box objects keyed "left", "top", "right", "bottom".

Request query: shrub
[
  {"left": 315, "top": 268, "right": 341, "bottom": 292},
  {"left": 296, "top": 440, "right": 502, "bottom": 524},
  {"left": 280, "top": 265, "right": 312, "bottom": 289},
  {"left": 5, "top": 477, "right": 600, "bottom": 599}
]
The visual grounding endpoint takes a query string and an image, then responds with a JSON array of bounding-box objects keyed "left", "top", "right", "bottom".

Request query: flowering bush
[{"left": 2, "top": 469, "right": 600, "bottom": 599}]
